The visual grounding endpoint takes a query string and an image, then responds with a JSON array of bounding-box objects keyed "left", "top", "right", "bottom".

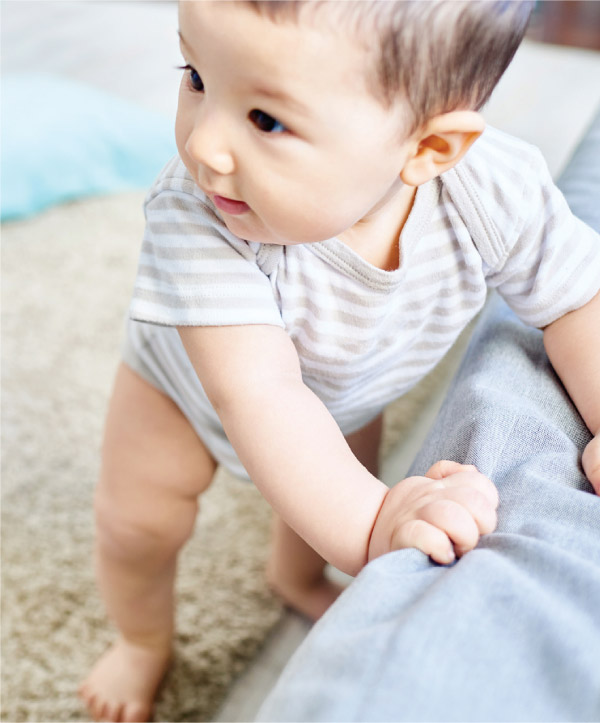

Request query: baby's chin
[{"left": 223, "top": 214, "right": 333, "bottom": 247}]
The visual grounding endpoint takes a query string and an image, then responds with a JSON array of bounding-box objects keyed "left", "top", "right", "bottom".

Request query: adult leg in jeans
[{"left": 258, "top": 292, "right": 600, "bottom": 723}]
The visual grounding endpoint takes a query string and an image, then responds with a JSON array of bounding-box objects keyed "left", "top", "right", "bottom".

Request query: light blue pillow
[{"left": 1, "top": 73, "right": 177, "bottom": 221}]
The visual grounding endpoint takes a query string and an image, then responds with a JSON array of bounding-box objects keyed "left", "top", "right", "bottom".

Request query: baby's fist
[
  {"left": 368, "top": 461, "right": 499, "bottom": 565},
  {"left": 582, "top": 433, "right": 600, "bottom": 495}
]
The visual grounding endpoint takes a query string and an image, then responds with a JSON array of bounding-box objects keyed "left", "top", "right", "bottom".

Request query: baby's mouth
[{"left": 212, "top": 194, "right": 250, "bottom": 216}]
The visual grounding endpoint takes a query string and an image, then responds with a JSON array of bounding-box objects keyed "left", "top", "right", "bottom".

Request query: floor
[{"left": 2, "top": 2, "right": 600, "bottom": 721}]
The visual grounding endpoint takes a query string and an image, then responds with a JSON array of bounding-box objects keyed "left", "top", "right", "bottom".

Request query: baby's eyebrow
[{"left": 251, "top": 84, "right": 312, "bottom": 118}]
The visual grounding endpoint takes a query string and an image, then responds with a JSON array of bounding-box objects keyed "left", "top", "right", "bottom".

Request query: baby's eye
[
  {"left": 180, "top": 64, "right": 204, "bottom": 92},
  {"left": 248, "top": 109, "right": 286, "bottom": 134}
]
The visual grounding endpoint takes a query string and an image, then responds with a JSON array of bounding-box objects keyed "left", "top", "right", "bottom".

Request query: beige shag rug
[{"left": 1, "top": 193, "right": 464, "bottom": 722}]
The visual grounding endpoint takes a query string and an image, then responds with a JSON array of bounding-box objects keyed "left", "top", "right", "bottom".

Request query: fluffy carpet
[{"left": 1, "top": 193, "right": 464, "bottom": 721}]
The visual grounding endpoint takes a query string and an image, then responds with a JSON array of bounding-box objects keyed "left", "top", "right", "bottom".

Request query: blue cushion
[{"left": 1, "top": 73, "right": 177, "bottom": 221}]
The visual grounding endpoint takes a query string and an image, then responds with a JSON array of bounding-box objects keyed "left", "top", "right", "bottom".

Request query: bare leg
[
  {"left": 266, "top": 414, "right": 383, "bottom": 620},
  {"left": 79, "top": 363, "right": 217, "bottom": 722}
]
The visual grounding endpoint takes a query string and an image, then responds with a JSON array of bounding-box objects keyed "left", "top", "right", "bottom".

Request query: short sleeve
[
  {"left": 447, "top": 128, "right": 600, "bottom": 329},
  {"left": 484, "top": 146, "right": 600, "bottom": 328},
  {"left": 129, "top": 157, "right": 284, "bottom": 328}
]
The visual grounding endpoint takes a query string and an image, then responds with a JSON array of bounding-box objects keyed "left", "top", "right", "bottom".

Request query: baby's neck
[{"left": 337, "top": 183, "right": 417, "bottom": 271}]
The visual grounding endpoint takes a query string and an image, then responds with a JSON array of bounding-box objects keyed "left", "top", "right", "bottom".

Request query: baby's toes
[
  {"left": 122, "top": 701, "right": 152, "bottom": 723},
  {"left": 86, "top": 693, "right": 102, "bottom": 721},
  {"left": 101, "top": 701, "right": 125, "bottom": 722}
]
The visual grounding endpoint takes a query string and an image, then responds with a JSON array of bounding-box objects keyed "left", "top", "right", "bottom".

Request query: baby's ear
[{"left": 401, "top": 111, "right": 485, "bottom": 187}]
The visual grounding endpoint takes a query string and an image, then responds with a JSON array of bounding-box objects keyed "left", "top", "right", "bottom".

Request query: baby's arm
[
  {"left": 179, "top": 324, "right": 498, "bottom": 574},
  {"left": 544, "top": 290, "right": 600, "bottom": 493}
]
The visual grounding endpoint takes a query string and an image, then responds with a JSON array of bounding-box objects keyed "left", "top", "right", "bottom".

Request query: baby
[{"left": 79, "top": 1, "right": 600, "bottom": 721}]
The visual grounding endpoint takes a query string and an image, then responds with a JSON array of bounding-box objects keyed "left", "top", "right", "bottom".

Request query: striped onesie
[{"left": 126, "top": 126, "right": 600, "bottom": 480}]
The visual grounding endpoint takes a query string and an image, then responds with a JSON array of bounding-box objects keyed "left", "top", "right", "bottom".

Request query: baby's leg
[
  {"left": 266, "top": 414, "right": 382, "bottom": 621},
  {"left": 79, "top": 363, "right": 217, "bottom": 723}
]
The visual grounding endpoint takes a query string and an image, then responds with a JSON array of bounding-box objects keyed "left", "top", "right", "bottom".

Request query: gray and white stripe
[{"left": 127, "top": 126, "right": 600, "bottom": 479}]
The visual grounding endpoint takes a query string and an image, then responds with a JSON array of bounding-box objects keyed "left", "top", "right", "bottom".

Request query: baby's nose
[{"left": 186, "top": 113, "right": 235, "bottom": 176}]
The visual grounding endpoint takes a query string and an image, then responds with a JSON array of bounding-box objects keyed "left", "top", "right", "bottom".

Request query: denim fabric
[
  {"left": 258, "top": 296, "right": 600, "bottom": 722},
  {"left": 257, "top": 109, "right": 600, "bottom": 723}
]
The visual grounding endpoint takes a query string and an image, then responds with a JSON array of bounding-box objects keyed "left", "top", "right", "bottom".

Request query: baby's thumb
[{"left": 425, "top": 460, "right": 478, "bottom": 480}]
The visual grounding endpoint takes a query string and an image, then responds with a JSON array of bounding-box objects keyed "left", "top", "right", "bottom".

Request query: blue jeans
[{"left": 257, "top": 294, "right": 600, "bottom": 722}]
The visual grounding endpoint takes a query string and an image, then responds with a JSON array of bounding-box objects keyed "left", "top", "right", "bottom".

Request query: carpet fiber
[{"left": 1, "top": 193, "right": 460, "bottom": 721}]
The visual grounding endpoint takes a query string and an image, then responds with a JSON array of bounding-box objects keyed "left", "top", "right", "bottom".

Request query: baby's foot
[
  {"left": 268, "top": 574, "right": 345, "bottom": 621},
  {"left": 78, "top": 637, "right": 171, "bottom": 722}
]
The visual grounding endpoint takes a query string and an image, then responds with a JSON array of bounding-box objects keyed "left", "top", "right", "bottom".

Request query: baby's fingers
[
  {"left": 393, "top": 519, "right": 456, "bottom": 565},
  {"left": 420, "top": 499, "right": 481, "bottom": 557},
  {"left": 582, "top": 434, "right": 600, "bottom": 495},
  {"left": 442, "top": 486, "right": 498, "bottom": 536},
  {"left": 441, "top": 470, "right": 499, "bottom": 510}
]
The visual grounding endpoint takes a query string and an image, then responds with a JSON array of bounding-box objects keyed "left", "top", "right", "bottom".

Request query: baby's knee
[{"left": 94, "top": 489, "right": 196, "bottom": 561}]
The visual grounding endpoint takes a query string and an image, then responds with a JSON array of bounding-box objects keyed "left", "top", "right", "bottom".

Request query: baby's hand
[
  {"left": 582, "top": 433, "right": 600, "bottom": 495},
  {"left": 368, "top": 461, "right": 499, "bottom": 565}
]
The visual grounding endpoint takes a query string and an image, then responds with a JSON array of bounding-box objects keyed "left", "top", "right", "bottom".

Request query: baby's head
[
  {"left": 246, "top": 0, "right": 533, "bottom": 136},
  {"left": 176, "top": 0, "right": 532, "bottom": 247}
]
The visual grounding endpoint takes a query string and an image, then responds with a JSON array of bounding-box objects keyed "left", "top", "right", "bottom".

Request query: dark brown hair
[{"left": 246, "top": 0, "right": 533, "bottom": 132}]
